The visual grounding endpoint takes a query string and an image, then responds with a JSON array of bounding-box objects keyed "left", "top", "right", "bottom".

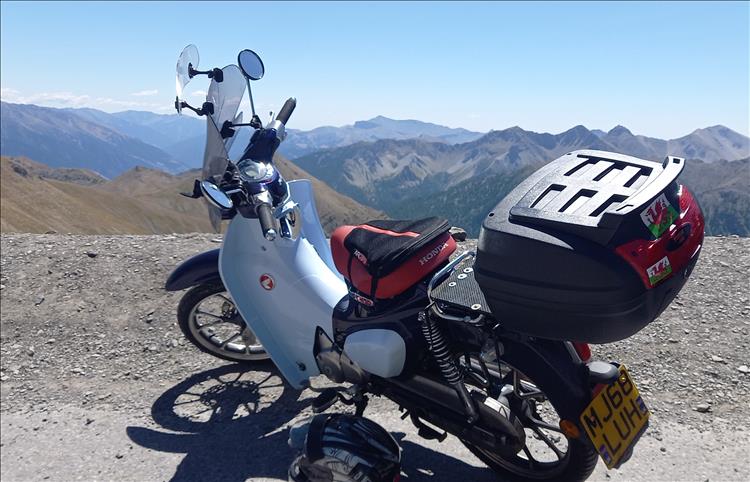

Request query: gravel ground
[{"left": 1, "top": 234, "right": 748, "bottom": 481}]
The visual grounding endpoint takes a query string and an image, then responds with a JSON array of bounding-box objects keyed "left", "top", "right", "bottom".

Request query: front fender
[{"left": 165, "top": 249, "right": 222, "bottom": 291}]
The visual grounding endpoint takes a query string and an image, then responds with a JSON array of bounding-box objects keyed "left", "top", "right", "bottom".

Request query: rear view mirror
[
  {"left": 238, "top": 49, "right": 265, "bottom": 80},
  {"left": 200, "top": 181, "right": 233, "bottom": 210}
]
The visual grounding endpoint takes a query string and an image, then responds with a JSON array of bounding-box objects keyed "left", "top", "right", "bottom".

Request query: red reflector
[
  {"left": 573, "top": 342, "right": 591, "bottom": 362},
  {"left": 615, "top": 186, "right": 704, "bottom": 289}
]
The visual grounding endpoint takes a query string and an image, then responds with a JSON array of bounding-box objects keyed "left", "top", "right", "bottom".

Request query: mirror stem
[{"left": 245, "top": 78, "right": 257, "bottom": 118}]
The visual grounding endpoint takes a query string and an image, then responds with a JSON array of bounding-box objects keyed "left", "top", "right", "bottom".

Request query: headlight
[{"left": 238, "top": 160, "right": 271, "bottom": 181}]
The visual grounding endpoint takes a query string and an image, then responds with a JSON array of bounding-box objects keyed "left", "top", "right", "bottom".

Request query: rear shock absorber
[{"left": 419, "top": 310, "right": 479, "bottom": 423}]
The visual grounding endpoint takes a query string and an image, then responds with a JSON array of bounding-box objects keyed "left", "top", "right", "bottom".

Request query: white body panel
[
  {"left": 343, "top": 329, "right": 406, "bottom": 378},
  {"left": 219, "top": 180, "right": 348, "bottom": 388}
]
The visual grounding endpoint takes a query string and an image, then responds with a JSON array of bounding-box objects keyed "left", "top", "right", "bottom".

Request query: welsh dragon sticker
[
  {"left": 646, "top": 256, "right": 672, "bottom": 286},
  {"left": 640, "top": 194, "right": 678, "bottom": 237}
]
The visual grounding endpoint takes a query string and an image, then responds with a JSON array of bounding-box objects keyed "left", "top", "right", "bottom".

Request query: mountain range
[
  {"left": 387, "top": 157, "right": 750, "bottom": 237},
  {"left": 0, "top": 156, "right": 382, "bottom": 235},
  {"left": 1, "top": 103, "right": 487, "bottom": 174},
  {"left": 1, "top": 101, "right": 748, "bottom": 236},
  {"left": 0, "top": 102, "right": 194, "bottom": 178},
  {"left": 293, "top": 124, "right": 749, "bottom": 210},
  {"left": 281, "top": 116, "right": 484, "bottom": 159}
]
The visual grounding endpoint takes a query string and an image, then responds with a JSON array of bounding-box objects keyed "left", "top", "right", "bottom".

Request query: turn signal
[{"left": 559, "top": 419, "right": 581, "bottom": 439}]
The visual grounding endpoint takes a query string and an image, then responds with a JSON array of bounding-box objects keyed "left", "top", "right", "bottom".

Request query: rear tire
[
  {"left": 462, "top": 356, "right": 598, "bottom": 481},
  {"left": 465, "top": 437, "right": 597, "bottom": 482},
  {"left": 177, "top": 282, "right": 270, "bottom": 364}
]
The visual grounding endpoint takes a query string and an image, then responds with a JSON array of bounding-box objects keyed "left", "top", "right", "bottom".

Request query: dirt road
[{"left": 1, "top": 234, "right": 748, "bottom": 481}]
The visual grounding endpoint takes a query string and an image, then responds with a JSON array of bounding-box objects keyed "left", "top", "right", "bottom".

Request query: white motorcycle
[{"left": 166, "top": 45, "right": 705, "bottom": 481}]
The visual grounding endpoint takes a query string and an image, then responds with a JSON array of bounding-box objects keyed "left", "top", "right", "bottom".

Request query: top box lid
[{"left": 509, "top": 150, "right": 685, "bottom": 244}]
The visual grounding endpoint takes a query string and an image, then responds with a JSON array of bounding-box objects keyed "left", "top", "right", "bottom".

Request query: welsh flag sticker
[
  {"left": 640, "top": 194, "right": 679, "bottom": 237},
  {"left": 647, "top": 256, "right": 672, "bottom": 286}
]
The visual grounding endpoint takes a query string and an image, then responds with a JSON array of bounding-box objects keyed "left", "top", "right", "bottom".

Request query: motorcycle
[{"left": 166, "top": 45, "right": 705, "bottom": 481}]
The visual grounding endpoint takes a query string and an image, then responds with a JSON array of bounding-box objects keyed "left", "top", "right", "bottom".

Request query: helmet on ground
[{"left": 288, "top": 413, "right": 401, "bottom": 482}]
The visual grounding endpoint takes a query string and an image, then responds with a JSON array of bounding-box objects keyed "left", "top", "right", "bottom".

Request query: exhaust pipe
[{"left": 381, "top": 374, "right": 526, "bottom": 455}]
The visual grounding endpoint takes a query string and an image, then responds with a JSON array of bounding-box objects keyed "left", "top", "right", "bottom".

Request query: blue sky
[{"left": 1, "top": 1, "right": 748, "bottom": 138}]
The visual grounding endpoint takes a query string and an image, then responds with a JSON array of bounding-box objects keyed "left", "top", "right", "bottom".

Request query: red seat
[{"left": 331, "top": 218, "right": 457, "bottom": 301}]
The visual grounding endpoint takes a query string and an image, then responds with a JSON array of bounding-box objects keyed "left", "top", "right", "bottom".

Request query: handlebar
[
  {"left": 257, "top": 202, "right": 277, "bottom": 241},
  {"left": 276, "top": 97, "right": 297, "bottom": 125}
]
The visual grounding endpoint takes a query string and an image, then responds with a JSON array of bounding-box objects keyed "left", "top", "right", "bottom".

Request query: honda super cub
[{"left": 165, "top": 45, "right": 705, "bottom": 481}]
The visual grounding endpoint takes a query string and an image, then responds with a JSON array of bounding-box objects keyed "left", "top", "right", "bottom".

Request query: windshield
[
  {"left": 202, "top": 64, "right": 247, "bottom": 181},
  {"left": 175, "top": 44, "right": 199, "bottom": 113}
]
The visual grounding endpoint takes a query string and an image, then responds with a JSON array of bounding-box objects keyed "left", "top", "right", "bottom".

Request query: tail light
[
  {"left": 615, "top": 185, "right": 704, "bottom": 289},
  {"left": 572, "top": 342, "right": 591, "bottom": 362}
]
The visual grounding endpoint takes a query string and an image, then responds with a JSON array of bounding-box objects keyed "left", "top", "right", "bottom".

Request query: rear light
[
  {"left": 572, "top": 341, "right": 591, "bottom": 362},
  {"left": 615, "top": 185, "right": 704, "bottom": 289},
  {"left": 559, "top": 419, "right": 582, "bottom": 439}
]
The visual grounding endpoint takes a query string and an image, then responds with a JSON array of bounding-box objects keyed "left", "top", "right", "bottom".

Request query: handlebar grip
[
  {"left": 276, "top": 97, "right": 297, "bottom": 125},
  {"left": 257, "top": 203, "right": 277, "bottom": 241}
]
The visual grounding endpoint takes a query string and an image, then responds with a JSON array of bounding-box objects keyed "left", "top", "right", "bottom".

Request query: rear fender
[
  {"left": 499, "top": 335, "right": 591, "bottom": 421},
  {"left": 165, "top": 249, "right": 222, "bottom": 291}
]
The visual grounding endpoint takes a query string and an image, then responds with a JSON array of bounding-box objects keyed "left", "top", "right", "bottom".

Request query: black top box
[{"left": 475, "top": 150, "right": 704, "bottom": 343}]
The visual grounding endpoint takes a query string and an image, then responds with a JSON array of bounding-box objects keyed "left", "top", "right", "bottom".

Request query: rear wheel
[
  {"left": 462, "top": 361, "right": 598, "bottom": 481},
  {"left": 177, "top": 283, "right": 270, "bottom": 363}
]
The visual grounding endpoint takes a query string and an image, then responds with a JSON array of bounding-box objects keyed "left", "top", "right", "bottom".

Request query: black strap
[
  {"left": 305, "top": 414, "right": 330, "bottom": 462},
  {"left": 369, "top": 276, "right": 379, "bottom": 300},
  {"left": 347, "top": 252, "right": 354, "bottom": 283}
]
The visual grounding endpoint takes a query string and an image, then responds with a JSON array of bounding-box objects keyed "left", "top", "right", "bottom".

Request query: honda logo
[{"left": 259, "top": 274, "right": 275, "bottom": 291}]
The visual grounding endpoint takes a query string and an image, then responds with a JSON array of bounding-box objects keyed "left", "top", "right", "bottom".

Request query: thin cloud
[
  {"left": 190, "top": 90, "right": 207, "bottom": 98},
  {"left": 0, "top": 87, "right": 167, "bottom": 112},
  {"left": 131, "top": 89, "right": 158, "bottom": 97}
]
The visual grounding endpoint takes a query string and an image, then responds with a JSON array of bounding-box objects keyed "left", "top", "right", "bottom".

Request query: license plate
[{"left": 579, "top": 365, "right": 650, "bottom": 469}]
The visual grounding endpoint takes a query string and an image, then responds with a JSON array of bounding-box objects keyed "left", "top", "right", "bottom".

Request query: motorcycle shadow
[{"left": 126, "top": 363, "right": 506, "bottom": 481}]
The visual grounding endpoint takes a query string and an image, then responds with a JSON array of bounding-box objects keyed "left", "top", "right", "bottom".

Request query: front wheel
[{"left": 177, "top": 283, "right": 270, "bottom": 363}]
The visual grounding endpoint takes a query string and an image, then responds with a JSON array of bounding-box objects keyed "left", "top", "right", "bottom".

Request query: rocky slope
[
  {"left": 0, "top": 234, "right": 747, "bottom": 481},
  {"left": 0, "top": 156, "right": 383, "bottom": 235}
]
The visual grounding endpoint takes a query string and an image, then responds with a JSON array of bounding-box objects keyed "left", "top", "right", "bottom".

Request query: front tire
[{"left": 177, "top": 283, "right": 270, "bottom": 363}]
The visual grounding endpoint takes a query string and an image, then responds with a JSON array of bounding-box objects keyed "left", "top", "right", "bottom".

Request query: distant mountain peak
[
  {"left": 353, "top": 119, "right": 379, "bottom": 129},
  {"left": 608, "top": 125, "right": 633, "bottom": 136}
]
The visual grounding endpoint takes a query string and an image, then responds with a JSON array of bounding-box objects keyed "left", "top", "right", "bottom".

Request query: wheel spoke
[
  {"left": 220, "top": 332, "right": 241, "bottom": 348},
  {"left": 216, "top": 293, "right": 233, "bottom": 304},
  {"left": 531, "top": 426, "right": 565, "bottom": 459},
  {"left": 195, "top": 310, "right": 224, "bottom": 320},
  {"left": 527, "top": 414, "right": 564, "bottom": 434},
  {"left": 198, "top": 318, "right": 225, "bottom": 328},
  {"left": 522, "top": 446, "right": 537, "bottom": 468}
]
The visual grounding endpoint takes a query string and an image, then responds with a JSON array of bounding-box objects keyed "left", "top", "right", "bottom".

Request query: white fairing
[
  {"left": 219, "top": 180, "right": 348, "bottom": 388},
  {"left": 344, "top": 329, "right": 406, "bottom": 378}
]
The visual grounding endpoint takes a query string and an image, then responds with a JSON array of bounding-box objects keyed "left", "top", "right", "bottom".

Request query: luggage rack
[
  {"left": 428, "top": 252, "right": 492, "bottom": 317},
  {"left": 507, "top": 150, "right": 685, "bottom": 244}
]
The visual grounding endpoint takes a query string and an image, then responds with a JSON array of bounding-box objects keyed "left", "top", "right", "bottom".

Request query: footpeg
[
  {"left": 411, "top": 414, "right": 448, "bottom": 442},
  {"left": 311, "top": 388, "right": 339, "bottom": 413}
]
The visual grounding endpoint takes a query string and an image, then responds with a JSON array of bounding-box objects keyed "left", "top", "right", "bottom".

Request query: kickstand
[{"left": 312, "top": 386, "right": 369, "bottom": 416}]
